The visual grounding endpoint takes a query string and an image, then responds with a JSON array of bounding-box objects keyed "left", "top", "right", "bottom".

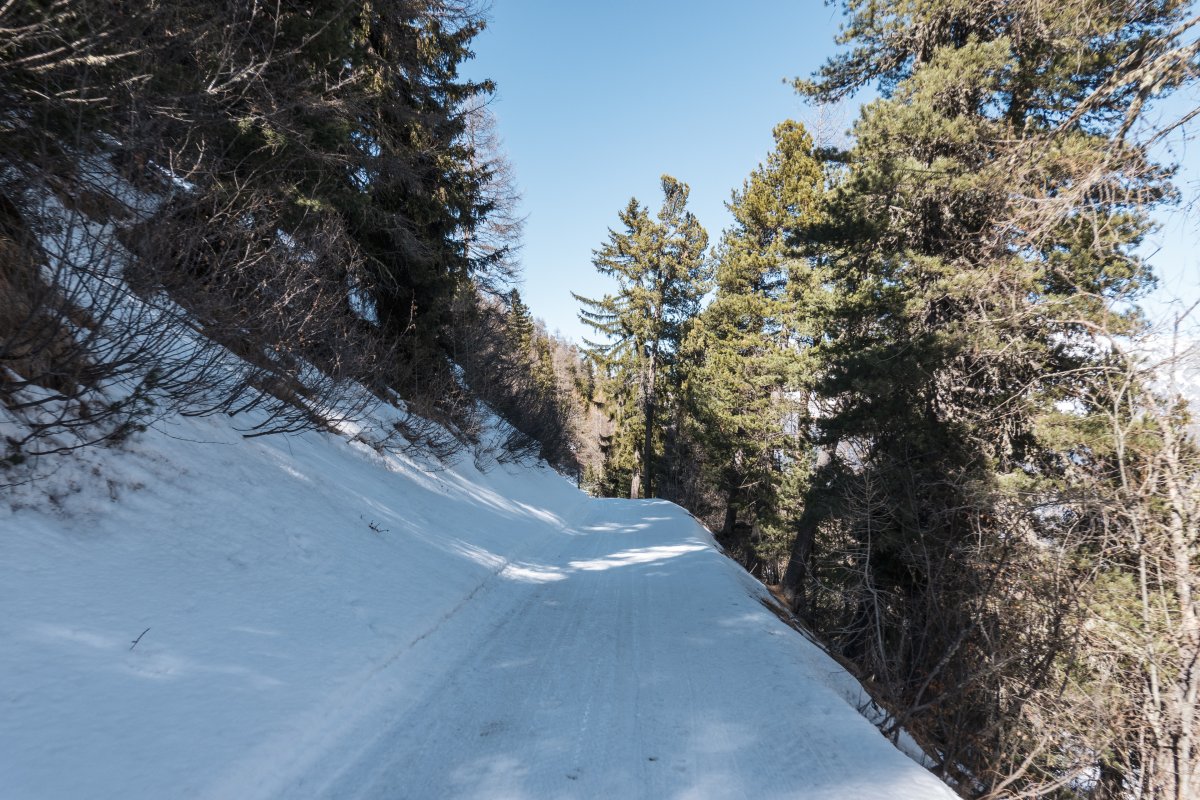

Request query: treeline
[
  {"left": 455, "top": 288, "right": 604, "bottom": 474},
  {"left": 0, "top": 1, "right": 580, "bottom": 472},
  {"left": 577, "top": 1, "right": 1198, "bottom": 797}
]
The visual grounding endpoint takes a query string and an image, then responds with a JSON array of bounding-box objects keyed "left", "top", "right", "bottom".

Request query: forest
[{"left": 1, "top": 1, "right": 1197, "bottom": 798}]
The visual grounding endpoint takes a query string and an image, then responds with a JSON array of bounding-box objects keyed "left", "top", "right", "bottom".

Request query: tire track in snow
[{"left": 259, "top": 499, "right": 958, "bottom": 800}]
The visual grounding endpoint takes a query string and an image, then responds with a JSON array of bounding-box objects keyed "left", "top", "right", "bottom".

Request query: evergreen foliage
[
  {"left": 505, "top": 289, "right": 536, "bottom": 354},
  {"left": 575, "top": 175, "right": 710, "bottom": 498},
  {"left": 769, "top": 0, "right": 1198, "bottom": 793},
  {"left": 681, "top": 121, "right": 823, "bottom": 573},
  {"left": 1, "top": 0, "right": 518, "bottom": 452}
]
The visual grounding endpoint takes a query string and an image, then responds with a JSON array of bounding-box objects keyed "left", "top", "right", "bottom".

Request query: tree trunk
[
  {"left": 1162, "top": 421, "right": 1198, "bottom": 800},
  {"left": 720, "top": 492, "right": 739, "bottom": 540},
  {"left": 780, "top": 500, "right": 822, "bottom": 617},
  {"left": 781, "top": 446, "right": 838, "bottom": 617},
  {"left": 721, "top": 448, "right": 745, "bottom": 543},
  {"left": 642, "top": 343, "right": 658, "bottom": 498}
]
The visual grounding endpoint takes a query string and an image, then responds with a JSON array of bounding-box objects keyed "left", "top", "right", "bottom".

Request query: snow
[{"left": 0, "top": 404, "right": 956, "bottom": 799}]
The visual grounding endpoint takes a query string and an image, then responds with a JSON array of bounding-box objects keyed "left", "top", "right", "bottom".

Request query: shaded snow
[{"left": 0, "top": 406, "right": 955, "bottom": 799}]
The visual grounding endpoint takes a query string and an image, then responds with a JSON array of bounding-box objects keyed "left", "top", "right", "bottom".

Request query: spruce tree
[
  {"left": 575, "top": 175, "right": 710, "bottom": 498},
  {"left": 120, "top": 0, "right": 498, "bottom": 405},
  {"left": 505, "top": 289, "right": 535, "bottom": 355}
]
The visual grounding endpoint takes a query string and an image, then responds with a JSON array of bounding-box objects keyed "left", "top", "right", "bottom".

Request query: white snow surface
[{"left": 1, "top": 408, "right": 956, "bottom": 799}]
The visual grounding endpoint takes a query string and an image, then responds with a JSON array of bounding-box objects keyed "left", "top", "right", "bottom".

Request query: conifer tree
[
  {"left": 505, "top": 289, "right": 535, "bottom": 355},
  {"left": 340, "top": 2, "right": 498, "bottom": 392},
  {"left": 684, "top": 121, "right": 822, "bottom": 562},
  {"left": 778, "top": 0, "right": 1198, "bottom": 791},
  {"left": 2, "top": 0, "right": 512, "bottom": 445},
  {"left": 575, "top": 175, "right": 710, "bottom": 498}
]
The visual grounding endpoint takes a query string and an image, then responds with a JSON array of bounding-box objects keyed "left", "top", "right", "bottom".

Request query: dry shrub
[{"left": 0, "top": 196, "right": 90, "bottom": 401}]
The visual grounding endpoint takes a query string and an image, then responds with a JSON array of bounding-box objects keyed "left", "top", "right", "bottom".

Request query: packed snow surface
[{"left": 1, "top": 409, "right": 956, "bottom": 799}]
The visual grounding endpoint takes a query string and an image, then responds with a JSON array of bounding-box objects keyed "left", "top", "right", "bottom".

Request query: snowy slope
[{"left": 0, "top": 407, "right": 956, "bottom": 799}]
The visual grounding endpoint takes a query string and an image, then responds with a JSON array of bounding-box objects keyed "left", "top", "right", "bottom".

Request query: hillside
[{"left": 0, "top": 403, "right": 955, "bottom": 799}]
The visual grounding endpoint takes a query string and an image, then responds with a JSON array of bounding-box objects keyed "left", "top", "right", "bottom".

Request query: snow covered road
[
  {"left": 271, "top": 499, "right": 955, "bottom": 800},
  {"left": 2, "top": 408, "right": 955, "bottom": 799}
]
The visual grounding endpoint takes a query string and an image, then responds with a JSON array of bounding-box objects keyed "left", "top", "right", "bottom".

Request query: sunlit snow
[{"left": 1, "top": 404, "right": 955, "bottom": 799}]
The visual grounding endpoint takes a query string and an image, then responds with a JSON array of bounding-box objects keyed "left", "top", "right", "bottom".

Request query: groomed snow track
[
  {"left": 244, "top": 499, "right": 956, "bottom": 800},
  {"left": 2, "top": 408, "right": 956, "bottom": 800}
]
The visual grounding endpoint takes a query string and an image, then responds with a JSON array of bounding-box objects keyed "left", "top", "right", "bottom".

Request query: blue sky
[{"left": 464, "top": 1, "right": 1199, "bottom": 343}]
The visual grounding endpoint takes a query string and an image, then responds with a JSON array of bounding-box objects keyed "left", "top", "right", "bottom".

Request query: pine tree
[
  {"left": 777, "top": 0, "right": 1197, "bottom": 791},
  {"left": 116, "top": 0, "right": 500, "bottom": 399},
  {"left": 575, "top": 175, "right": 710, "bottom": 498},
  {"left": 505, "top": 289, "right": 535, "bottom": 355},
  {"left": 683, "top": 121, "right": 823, "bottom": 564}
]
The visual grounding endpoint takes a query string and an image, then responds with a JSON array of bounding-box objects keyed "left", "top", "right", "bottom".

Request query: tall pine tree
[
  {"left": 575, "top": 175, "right": 710, "bottom": 498},
  {"left": 683, "top": 121, "right": 823, "bottom": 570},
  {"left": 779, "top": 0, "right": 1197, "bottom": 791}
]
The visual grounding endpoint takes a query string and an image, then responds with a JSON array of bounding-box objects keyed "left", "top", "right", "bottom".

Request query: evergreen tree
[
  {"left": 532, "top": 334, "right": 559, "bottom": 398},
  {"left": 778, "top": 0, "right": 1196, "bottom": 791},
  {"left": 139, "top": 1, "right": 498, "bottom": 388},
  {"left": 505, "top": 289, "right": 535, "bottom": 355},
  {"left": 340, "top": 2, "right": 499, "bottom": 399},
  {"left": 1, "top": 0, "right": 515, "bottom": 445},
  {"left": 575, "top": 175, "right": 710, "bottom": 498},
  {"left": 683, "top": 121, "right": 823, "bottom": 566}
]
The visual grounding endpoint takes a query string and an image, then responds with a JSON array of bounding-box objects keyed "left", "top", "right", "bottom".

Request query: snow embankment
[{"left": 0, "top": 407, "right": 955, "bottom": 799}]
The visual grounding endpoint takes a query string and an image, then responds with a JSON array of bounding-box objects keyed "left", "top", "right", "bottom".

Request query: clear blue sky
[
  {"left": 464, "top": 1, "right": 1199, "bottom": 343},
  {"left": 1144, "top": 105, "right": 1200, "bottom": 330}
]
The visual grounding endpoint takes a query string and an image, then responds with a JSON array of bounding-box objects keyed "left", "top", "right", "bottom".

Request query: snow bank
[{"left": 1, "top": 406, "right": 579, "bottom": 798}]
